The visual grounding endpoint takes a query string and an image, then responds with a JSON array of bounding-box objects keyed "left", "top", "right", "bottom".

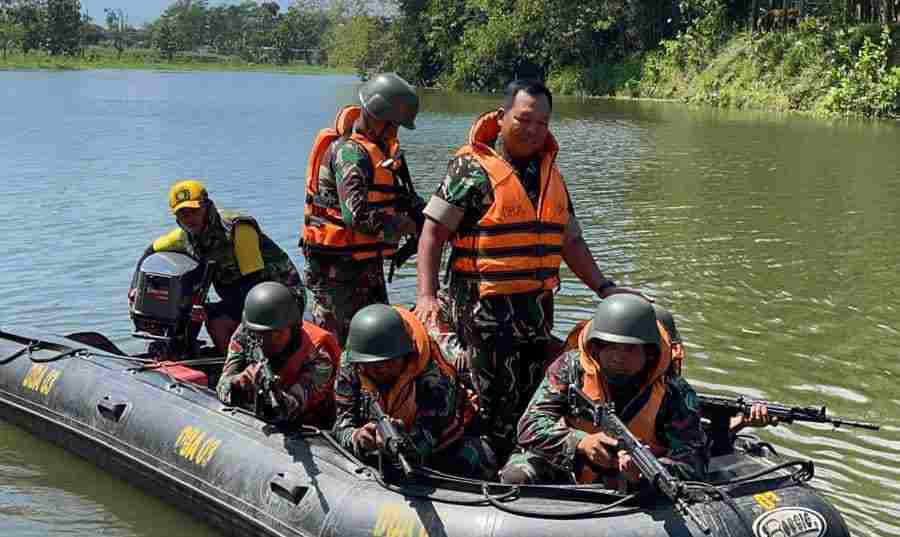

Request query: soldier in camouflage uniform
[
  {"left": 500, "top": 295, "right": 708, "bottom": 486},
  {"left": 217, "top": 282, "right": 339, "bottom": 427},
  {"left": 332, "top": 304, "right": 496, "bottom": 480},
  {"left": 135, "top": 180, "right": 305, "bottom": 353},
  {"left": 302, "top": 73, "right": 420, "bottom": 346},
  {"left": 416, "top": 80, "right": 644, "bottom": 457}
]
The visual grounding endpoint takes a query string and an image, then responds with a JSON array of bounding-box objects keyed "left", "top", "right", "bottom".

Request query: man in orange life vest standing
[
  {"left": 217, "top": 282, "right": 341, "bottom": 426},
  {"left": 414, "top": 79, "right": 643, "bottom": 456},
  {"left": 301, "top": 73, "right": 420, "bottom": 346}
]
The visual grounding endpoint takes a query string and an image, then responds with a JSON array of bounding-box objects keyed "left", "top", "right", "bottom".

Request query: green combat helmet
[
  {"left": 652, "top": 304, "right": 681, "bottom": 344},
  {"left": 358, "top": 73, "right": 419, "bottom": 130},
  {"left": 345, "top": 304, "right": 414, "bottom": 363},
  {"left": 589, "top": 294, "right": 661, "bottom": 348},
  {"left": 242, "top": 282, "right": 302, "bottom": 331}
]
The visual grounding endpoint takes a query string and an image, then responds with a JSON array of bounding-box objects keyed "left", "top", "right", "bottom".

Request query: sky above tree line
[{"left": 79, "top": 0, "right": 292, "bottom": 26}]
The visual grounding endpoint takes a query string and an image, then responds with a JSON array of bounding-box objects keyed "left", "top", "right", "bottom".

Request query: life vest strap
[
  {"left": 457, "top": 221, "right": 567, "bottom": 237},
  {"left": 305, "top": 213, "right": 347, "bottom": 228},
  {"left": 369, "top": 184, "right": 403, "bottom": 194},
  {"left": 451, "top": 267, "right": 560, "bottom": 282},
  {"left": 452, "top": 244, "right": 563, "bottom": 259},
  {"left": 303, "top": 242, "right": 393, "bottom": 256},
  {"left": 306, "top": 193, "right": 341, "bottom": 210}
]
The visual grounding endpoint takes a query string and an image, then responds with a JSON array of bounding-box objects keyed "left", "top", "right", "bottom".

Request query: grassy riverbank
[
  {"left": 0, "top": 48, "right": 351, "bottom": 75},
  {"left": 567, "top": 21, "right": 900, "bottom": 119}
]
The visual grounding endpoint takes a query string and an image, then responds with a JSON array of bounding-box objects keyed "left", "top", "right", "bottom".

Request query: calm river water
[{"left": 1, "top": 70, "right": 899, "bottom": 536}]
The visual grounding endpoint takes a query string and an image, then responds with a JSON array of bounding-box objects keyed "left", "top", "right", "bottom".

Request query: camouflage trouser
[
  {"left": 442, "top": 287, "right": 561, "bottom": 458},
  {"left": 499, "top": 450, "right": 573, "bottom": 485},
  {"left": 468, "top": 338, "right": 554, "bottom": 457},
  {"left": 432, "top": 435, "right": 498, "bottom": 481},
  {"left": 305, "top": 255, "right": 387, "bottom": 346}
]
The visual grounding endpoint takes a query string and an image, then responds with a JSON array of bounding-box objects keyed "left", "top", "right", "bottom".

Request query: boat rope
[
  {"left": 1, "top": 335, "right": 157, "bottom": 367},
  {"left": 0, "top": 339, "right": 92, "bottom": 364},
  {"left": 696, "top": 459, "right": 815, "bottom": 488},
  {"left": 303, "top": 424, "right": 647, "bottom": 513},
  {"left": 29, "top": 347, "right": 89, "bottom": 363},
  {"left": 478, "top": 482, "right": 639, "bottom": 518},
  {"left": 0, "top": 341, "right": 39, "bottom": 365},
  {"left": 130, "top": 357, "right": 227, "bottom": 372},
  {"left": 254, "top": 402, "right": 815, "bottom": 520}
]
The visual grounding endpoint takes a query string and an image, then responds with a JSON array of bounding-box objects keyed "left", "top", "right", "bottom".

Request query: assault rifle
[
  {"left": 568, "top": 385, "right": 710, "bottom": 534},
  {"left": 698, "top": 393, "right": 879, "bottom": 457},
  {"left": 250, "top": 342, "right": 285, "bottom": 422},
  {"left": 361, "top": 392, "right": 415, "bottom": 477},
  {"left": 697, "top": 394, "right": 880, "bottom": 431},
  {"left": 381, "top": 151, "right": 426, "bottom": 283}
]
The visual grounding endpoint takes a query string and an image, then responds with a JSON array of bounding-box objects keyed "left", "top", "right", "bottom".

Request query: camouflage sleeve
[
  {"left": 656, "top": 376, "right": 709, "bottom": 480},
  {"left": 407, "top": 362, "right": 456, "bottom": 462},
  {"left": 424, "top": 155, "right": 492, "bottom": 232},
  {"left": 332, "top": 355, "right": 366, "bottom": 454},
  {"left": 283, "top": 346, "right": 336, "bottom": 420},
  {"left": 333, "top": 140, "right": 400, "bottom": 243},
  {"left": 215, "top": 325, "right": 254, "bottom": 404},
  {"left": 516, "top": 352, "right": 587, "bottom": 472}
]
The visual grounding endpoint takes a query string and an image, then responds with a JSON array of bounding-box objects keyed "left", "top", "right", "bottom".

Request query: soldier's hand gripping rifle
[
  {"left": 698, "top": 394, "right": 880, "bottom": 430},
  {"left": 250, "top": 341, "right": 285, "bottom": 422},
  {"left": 568, "top": 385, "right": 710, "bottom": 534},
  {"left": 381, "top": 151, "right": 426, "bottom": 283},
  {"left": 362, "top": 392, "right": 415, "bottom": 477}
]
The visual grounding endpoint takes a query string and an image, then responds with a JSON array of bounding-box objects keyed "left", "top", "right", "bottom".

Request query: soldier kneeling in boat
[
  {"left": 500, "top": 294, "right": 708, "bottom": 486},
  {"left": 133, "top": 180, "right": 306, "bottom": 354},
  {"left": 332, "top": 304, "right": 497, "bottom": 480},
  {"left": 216, "top": 282, "right": 341, "bottom": 427}
]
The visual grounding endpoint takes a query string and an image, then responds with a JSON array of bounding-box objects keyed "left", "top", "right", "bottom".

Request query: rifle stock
[{"left": 568, "top": 385, "right": 709, "bottom": 534}]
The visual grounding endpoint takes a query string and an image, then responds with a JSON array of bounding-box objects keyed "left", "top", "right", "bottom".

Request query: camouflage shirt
[
  {"left": 332, "top": 357, "right": 460, "bottom": 462},
  {"left": 316, "top": 136, "right": 403, "bottom": 245},
  {"left": 217, "top": 322, "right": 336, "bottom": 423},
  {"left": 429, "top": 136, "right": 578, "bottom": 340},
  {"left": 516, "top": 350, "right": 708, "bottom": 481},
  {"left": 151, "top": 203, "right": 304, "bottom": 312}
]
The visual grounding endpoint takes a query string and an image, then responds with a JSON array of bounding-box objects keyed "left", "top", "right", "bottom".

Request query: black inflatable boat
[{"left": 0, "top": 323, "right": 849, "bottom": 537}]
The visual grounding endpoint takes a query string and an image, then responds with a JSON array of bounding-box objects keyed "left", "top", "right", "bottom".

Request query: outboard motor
[{"left": 130, "top": 251, "right": 212, "bottom": 359}]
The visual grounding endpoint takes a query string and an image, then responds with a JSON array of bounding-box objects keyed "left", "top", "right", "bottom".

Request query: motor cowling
[{"left": 130, "top": 251, "right": 211, "bottom": 356}]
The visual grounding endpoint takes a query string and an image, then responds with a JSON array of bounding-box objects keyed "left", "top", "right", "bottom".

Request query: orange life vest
[
  {"left": 302, "top": 106, "right": 401, "bottom": 260},
  {"left": 450, "top": 111, "right": 570, "bottom": 297},
  {"left": 358, "top": 306, "right": 477, "bottom": 452},
  {"left": 276, "top": 321, "right": 342, "bottom": 420},
  {"left": 564, "top": 319, "right": 673, "bottom": 484}
]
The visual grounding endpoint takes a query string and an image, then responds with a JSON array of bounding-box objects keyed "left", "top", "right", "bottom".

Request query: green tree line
[
  {"left": 1, "top": 0, "right": 84, "bottom": 57},
  {"left": 3, "top": 0, "right": 897, "bottom": 117},
  {"left": 0, "top": 0, "right": 340, "bottom": 64}
]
